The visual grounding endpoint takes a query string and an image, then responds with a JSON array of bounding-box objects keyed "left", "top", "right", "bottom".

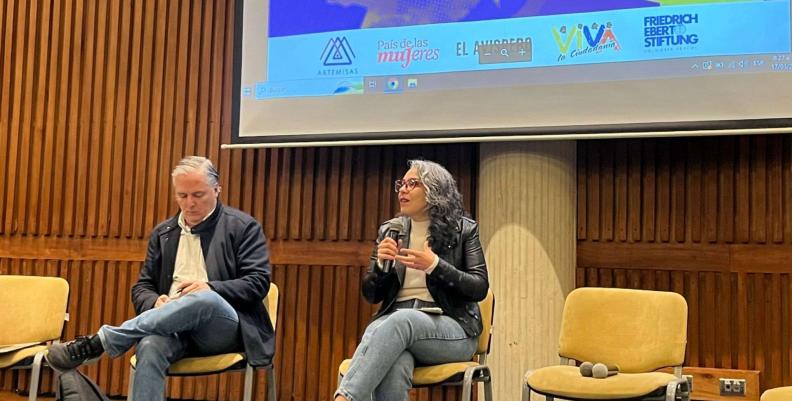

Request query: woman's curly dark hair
[{"left": 408, "top": 160, "right": 464, "bottom": 253}]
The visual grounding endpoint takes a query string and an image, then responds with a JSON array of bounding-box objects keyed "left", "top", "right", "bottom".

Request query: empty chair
[
  {"left": 0, "top": 275, "right": 70, "bottom": 401},
  {"left": 524, "top": 287, "right": 690, "bottom": 401}
]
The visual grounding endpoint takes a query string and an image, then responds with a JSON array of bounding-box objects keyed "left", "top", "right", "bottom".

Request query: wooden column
[{"left": 478, "top": 141, "right": 577, "bottom": 401}]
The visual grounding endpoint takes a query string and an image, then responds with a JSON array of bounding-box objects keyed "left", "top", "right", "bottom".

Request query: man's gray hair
[{"left": 171, "top": 156, "right": 220, "bottom": 187}]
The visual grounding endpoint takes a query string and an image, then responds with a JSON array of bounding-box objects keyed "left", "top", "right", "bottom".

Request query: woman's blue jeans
[
  {"left": 97, "top": 290, "right": 240, "bottom": 401},
  {"left": 336, "top": 309, "right": 478, "bottom": 401}
]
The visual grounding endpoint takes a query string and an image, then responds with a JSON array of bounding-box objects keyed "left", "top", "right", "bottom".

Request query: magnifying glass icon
[{"left": 500, "top": 48, "right": 509, "bottom": 57}]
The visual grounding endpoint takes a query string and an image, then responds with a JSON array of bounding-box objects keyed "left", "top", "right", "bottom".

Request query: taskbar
[{"left": 242, "top": 53, "right": 791, "bottom": 100}]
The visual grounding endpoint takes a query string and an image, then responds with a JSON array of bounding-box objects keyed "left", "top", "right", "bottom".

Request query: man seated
[{"left": 47, "top": 156, "right": 274, "bottom": 401}]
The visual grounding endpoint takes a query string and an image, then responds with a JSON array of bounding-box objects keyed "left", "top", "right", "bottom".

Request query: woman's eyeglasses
[{"left": 394, "top": 178, "right": 422, "bottom": 193}]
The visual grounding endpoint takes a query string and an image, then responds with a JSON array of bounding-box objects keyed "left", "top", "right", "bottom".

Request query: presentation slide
[{"left": 233, "top": 0, "right": 792, "bottom": 145}]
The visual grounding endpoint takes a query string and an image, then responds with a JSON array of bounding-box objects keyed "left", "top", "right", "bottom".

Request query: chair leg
[
  {"left": 461, "top": 376, "right": 473, "bottom": 401},
  {"left": 483, "top": 376, "right": 493, "bottom": 401},
  {"left": 127, "top": 367, "right": 135, "bottom": 401},
  {"left": 521, "top": 384, "right": 530, "bottom": 401},
  {"left": 27, "top": 352, "right": 44, "bottom": 401},
  {"left": 53, "top": 370, "right": 61, "bottom": 401},
  {"left": 243, "top": 364, "right": 254, "bottom": 401},
  {"left": 461, "top": 368, "right": 476, "bottom": 401},
  {"left": 267, "top": 367, "right": 277, "bottom": 401}
]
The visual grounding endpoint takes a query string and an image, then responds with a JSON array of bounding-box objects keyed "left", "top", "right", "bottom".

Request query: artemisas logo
[
  {"left": 318, "top": 37, "right": 359, "bottom": 77},
  {"left": 321, "top": 37, "right": 355, "bottom": 66}
]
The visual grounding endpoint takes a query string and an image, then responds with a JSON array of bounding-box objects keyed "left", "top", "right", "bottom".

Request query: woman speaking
[{"left": 335, "top": 159, "right": 489, "bottom": 401}]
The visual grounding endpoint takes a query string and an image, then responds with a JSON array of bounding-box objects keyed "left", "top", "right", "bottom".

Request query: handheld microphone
[
  {"left": 381, "top": 218, "right": 403, "bottom": 273},
  {"left": 579, "top": 361, "right": 594, "bottom": 377},
  {"left": 591, "top": 363, "right": 619, "bottom": 378}
]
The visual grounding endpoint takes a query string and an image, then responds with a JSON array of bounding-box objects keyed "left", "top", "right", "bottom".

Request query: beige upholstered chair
[
  {"left": 524, "top": 287, "right": 690, "bottom": 401},
  {"left": 338, "top": 289, "right": 495, "bottom": 401},
  {"left": 0, "top": 275, "right": 70, "bottom": 401},
  {"left": 128, "top": 283, "right": 279, "bottom": 401},
  {"left": 762, "top": 386, "right": 792, "bottom": 401}
]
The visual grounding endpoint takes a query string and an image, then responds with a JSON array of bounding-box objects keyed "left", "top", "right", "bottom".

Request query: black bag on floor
[{"left": 55, "top": 369, "right": 110, "bottom": 401}]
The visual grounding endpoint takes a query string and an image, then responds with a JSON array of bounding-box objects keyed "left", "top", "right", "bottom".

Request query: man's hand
[
  {"left": 395, "top": 240, "right": 437, "bottom": 271},
  {"left": 154, "top": 294, "right": 171, "bottom": 308},
  {"left": 175, "top": 280, "right": 211, "bottom": 296}
]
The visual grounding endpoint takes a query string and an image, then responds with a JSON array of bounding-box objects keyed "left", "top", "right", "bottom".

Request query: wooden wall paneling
[
  {"left": 687, "top": 139, "right": 703, "bottom": 243},
  {"left": 338, "top": 148, "right": 354, "bottom": 241},
  {"left": 206, "top": 0, "right": 226, "bottom": 177},
  {"left": 1, "top": 0, "right": 481, "bottom": 399},
  {"left": 289, "top": 149, "right": 304, "bottom": 240},
  {"left": 264, "top": 149, "right": 279, "bottom": 240},
  {"left": 718, "top": 138, "right": 735, "bottom": 243},
  {"left": 304, "top": 266, "right": 322, "bottom": 401},
  {"left": 195, "top": 0, "right": 213, "bottom": 156},
  {"left": 577, "top": 135, "right": 792, "bottom": 393},
  {"left": 642, "top": 140, "right": 656, "bottom": 242},
  {"left": 751, "top": 136, "right": 767, "bottom": 243},
  {"left": 351, "top": 147, "right": 368, "bottom": 241},
  {"left": 29, "top": 0, "right": 51, "bottom": 235},
  {"left": 378, "top": 147, "right": 394, "bottom": 227},
  {"left": 301, "top": 149, "right": 316, "bottom": 240},
  {"left": 73, "top": 0, "right": 95, "bottom": 237},
  {"left": 703, "top": 138, "right": 719, "bottom": 243},
  {"left": 15, "top": 0, "right": 36, "bottom": 235},
  {"left": 656, "top": 140, "right": 671, "bottom": 243},
  {"left": 768, "top": 135, "right": 784, "bottom": 243},
  {"left": 576, "top": 141, "right": 587, "bottom": 240},
  {"left": 768, "top": 274, "right": 783, "bottom": 388},
  {"left": 784, "top": 275, "right": 792, "bottom": 389},
  {"left": 3, "top": 0, "right": 24, "bottom": 235},
  {"left": 784, "top": 139, "right": 792, "bottom": 242},
  {"left": 601, "top": 140, "right": 614, "bottom": 241},
  {"left": 700, "top": 271, "right": 716, "bottom": 367},
  {"left": 109, "top": 0, "right": 129, "bottom": 238},
  {"left": 628, "top": 140, "right": 642, "bottom": 241},
  {"left": 276, "top": 149, "right": 292, "bottom": 239},
  {"left": 326, "top": 147, "right": 342, "bottom": 241},
  {"left": 184, "top": 0, "right": 201, "bottom": 158},
  {"left": 130, "top": 0, "right": 154, "bottom": 239},
  {"left": 586, "top": 140, "right": 600, "bottom": 241},
  {"left": 736, "top": 137, "right": 751, "bottom": 243},
  {"left": 672, "top": 141, "right": 686, "bottom": 243},
  {"left": 716, "top": 272, "right": 732, "bottom": 368},
  {"left": 364, "top": 147, "right": 382, "bottom": 239},
  {"left": 614, "top": 141, "right": 628, "bottom": 242},
  {"left": 0, "top": 1, "right": 12, "bottom": 235},
  {"left": 102, "top": 0, "right": 123, "bottom": 236}
]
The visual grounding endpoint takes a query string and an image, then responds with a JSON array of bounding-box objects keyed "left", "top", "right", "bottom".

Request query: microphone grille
[{"left": 388, "top": 218, "right": 404, "bottom": 232}]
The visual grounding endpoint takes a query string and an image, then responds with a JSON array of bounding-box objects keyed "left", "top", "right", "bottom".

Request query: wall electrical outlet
[{"left": 719, "top": 378, "right": 746, "bottom": 396}]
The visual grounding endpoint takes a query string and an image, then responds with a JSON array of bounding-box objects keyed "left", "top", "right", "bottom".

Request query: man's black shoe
[{"left": 45, "top": 334, "right": 104, "bottom": 372}]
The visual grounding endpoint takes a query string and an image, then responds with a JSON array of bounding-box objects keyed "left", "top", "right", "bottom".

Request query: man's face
[{"left": 173, "top": 170, "right": 219, "bottom": 227}]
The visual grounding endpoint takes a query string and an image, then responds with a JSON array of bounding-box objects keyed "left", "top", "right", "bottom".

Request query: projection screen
[{"left": 228, "top": 0, "right": 792, "bottom": 147}]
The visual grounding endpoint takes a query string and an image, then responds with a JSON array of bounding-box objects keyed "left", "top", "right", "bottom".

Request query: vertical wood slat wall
[
  {"left": 0, "top": 1, "right": 480, "bottom": 400},
  {"left": 577, "top": 135, "right": 792, "bottom": 392}
]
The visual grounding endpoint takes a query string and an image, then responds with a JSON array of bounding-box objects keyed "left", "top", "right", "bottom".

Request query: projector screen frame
[{"left": 228, "top": 0, "right": 792, "bottom": 149}]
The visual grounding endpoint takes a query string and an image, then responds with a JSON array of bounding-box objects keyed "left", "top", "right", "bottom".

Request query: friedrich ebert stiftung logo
[
  {"left": 644, "top": 13, "right": 699, "bottom": 52},
  {"left": 318, "top": 37, "right": 359, "bottom": 76}
]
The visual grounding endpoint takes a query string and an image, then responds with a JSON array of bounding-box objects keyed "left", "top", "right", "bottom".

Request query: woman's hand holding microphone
[{"left": 378, "top": 238, "right": 438, "bottom": 272}]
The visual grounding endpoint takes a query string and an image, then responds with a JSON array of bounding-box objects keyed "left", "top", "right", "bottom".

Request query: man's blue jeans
[
  {"left": 336, "top": 309, "right": 478, "bottom": 401},
  {"left": 97, "top": 290, "right": 240, "bottom": 401}
]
